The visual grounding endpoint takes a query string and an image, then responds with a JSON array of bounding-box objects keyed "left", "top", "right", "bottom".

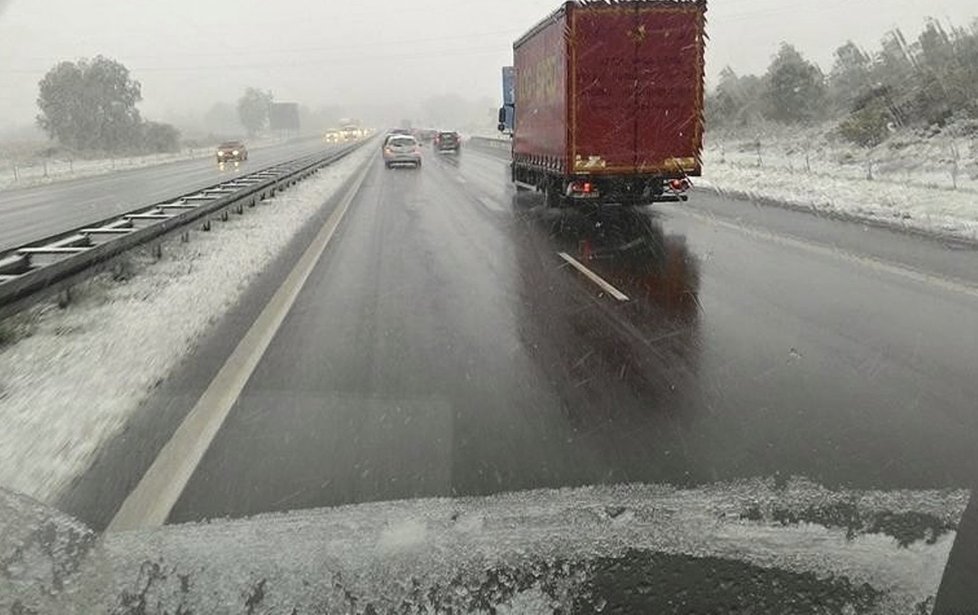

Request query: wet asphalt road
[
  {"left": 116, "top": 144, "right": 977, "bottom": 524},
  {"left": 0, "top": 137, "right": 339, "bottom": 251}
]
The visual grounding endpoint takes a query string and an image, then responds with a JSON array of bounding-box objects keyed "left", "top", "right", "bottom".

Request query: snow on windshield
[{"left": 2, "top": 478, "right": 968, "bottom": 613}]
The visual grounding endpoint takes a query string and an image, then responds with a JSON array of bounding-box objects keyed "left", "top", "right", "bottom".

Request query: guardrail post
[
  {"left": 57, "top": 287, "right": 72, "bottom": 309},
  {"left": 112, "top": 260, "right": 130, "bottom": 281},
  {"left": 152, "top": 243, "right": 162, "bottom": 260},
  {"left": 181, "top": 230, "right": 190, "bottom": 243}
]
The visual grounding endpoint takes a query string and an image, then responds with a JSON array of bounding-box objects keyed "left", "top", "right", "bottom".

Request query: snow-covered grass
[
  {"left": 0, "top": 147, "right": 208, "bottom": 191},
  {"left": 0, "top": 135, "right": 296, "bottom": 192},
  {"left": 708, "top": 121, "right": 978, "bottom": 190},
  {"left": 703, "top": 121, "right": 978, "bottom": 240},
  {"left": 0, "top": 144, "right": 373, "bottom": 504}
]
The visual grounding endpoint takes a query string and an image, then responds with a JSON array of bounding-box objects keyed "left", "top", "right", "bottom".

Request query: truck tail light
[
  {"left": 669, "top": 179, "right": 690, "bottom": 192},
  {"left": 569, "top": 181, "right": 597, "bottom": 195}
]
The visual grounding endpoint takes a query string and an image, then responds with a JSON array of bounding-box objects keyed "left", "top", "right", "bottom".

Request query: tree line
[
  {"left": 35, "top": 55, "right": 279, "bottom": 156},
  {"left": 707, "top": 17, "right": 978, "bottom": 146}
]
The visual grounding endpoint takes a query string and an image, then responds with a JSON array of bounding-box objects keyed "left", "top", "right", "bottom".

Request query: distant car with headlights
[
  {"left": 216, "top": 141, "right": 247, "bottom": 163},
  {"left": 323, "top": 130, "right": 342, "bottom": 144},
  {"left": 383, "top": 135, "right": 422, "bottom": 169}
]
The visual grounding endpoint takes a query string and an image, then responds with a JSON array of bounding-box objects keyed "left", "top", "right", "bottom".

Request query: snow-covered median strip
[
  {"left": 0, "top": 145, "right": 374, "bottom": 503},
  {"left": 701, "top": 159, "right": 978, "bottom": 241}
]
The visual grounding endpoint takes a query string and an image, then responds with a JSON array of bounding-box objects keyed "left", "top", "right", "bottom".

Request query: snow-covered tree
[
  {"left": 237, "top": 88, "right": 274, "bottom": 137},
  {"left": 761, "top": 44, "right": 827, "bottom": 124},
  {"left": 36, "top": 56, "right": 143, "bottom": 152},
  {"left": 828, "top": 42, "right": 874, "bottom": 112}
]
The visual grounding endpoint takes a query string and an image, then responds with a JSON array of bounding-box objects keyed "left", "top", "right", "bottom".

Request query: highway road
[
  {"left": 0, "top": 137, "right": 340, "bottom": 251},
  {"left": 58, "top": 142, "right": 978, "bottom": 537}
]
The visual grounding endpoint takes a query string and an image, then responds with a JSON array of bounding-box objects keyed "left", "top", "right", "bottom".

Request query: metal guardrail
[
  {"left": 0, "top": 140, "right": 368, "bottom": 321},
  {"left": 466, "top": 135, "right": 511, "bottom": 154}
]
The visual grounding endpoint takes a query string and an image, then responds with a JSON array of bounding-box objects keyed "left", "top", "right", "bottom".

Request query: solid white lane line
[
  {"left": 671, "top": 207, "right": 978, "bottom": 300},
  {"left": 107, "top": 155, "right": 374, "bottom": 532},
  {"left": 558, "top": 252, "right": 630, "bottom": 302}
]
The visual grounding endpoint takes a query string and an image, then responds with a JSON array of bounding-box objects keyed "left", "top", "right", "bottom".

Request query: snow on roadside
[
  {"left": 702, "top": 123, "right": 978, "bottom": 241},
  {"left": 0, "top": 144, "right": 374, "bottom": 504},
  {"left": 700, "top": 158, "right": 978, "bottom": 241}
]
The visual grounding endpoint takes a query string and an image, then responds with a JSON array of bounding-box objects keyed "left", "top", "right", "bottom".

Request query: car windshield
[{"left": 2, "top": 0, "right": 978, "bottom": 612}]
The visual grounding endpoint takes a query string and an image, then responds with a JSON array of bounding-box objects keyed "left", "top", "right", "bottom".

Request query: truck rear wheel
[{"left": 544, "top": 184, "right": 563, "bottom": 208}]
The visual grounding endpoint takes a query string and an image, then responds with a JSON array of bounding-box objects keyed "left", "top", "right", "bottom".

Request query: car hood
[{"left": 0, "top": 478, "right": 969, "bottom": 614}]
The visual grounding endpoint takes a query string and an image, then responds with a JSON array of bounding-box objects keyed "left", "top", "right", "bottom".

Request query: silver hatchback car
[{"left": 383, "top": 135, "right": 422, "bottom": 169}]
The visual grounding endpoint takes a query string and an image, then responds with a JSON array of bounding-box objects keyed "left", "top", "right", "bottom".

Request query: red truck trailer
[{"left": 501, "top": 0, "right": 707, "bottom": 207}]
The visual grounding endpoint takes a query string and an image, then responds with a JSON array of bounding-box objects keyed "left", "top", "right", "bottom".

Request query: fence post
[
  {"left": 12, "top": 165, "right": 18, "bottom": 182},
  {"left": 755, "top": 139, "right": 762, "bottom": 167},
  {"left": 949, "top": 140, "right": 960, "bottom": 191}
]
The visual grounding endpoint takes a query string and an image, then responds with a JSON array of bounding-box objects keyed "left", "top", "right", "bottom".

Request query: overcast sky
[{"left": 1, "top": 0, "right": 976, "bottom": 132}]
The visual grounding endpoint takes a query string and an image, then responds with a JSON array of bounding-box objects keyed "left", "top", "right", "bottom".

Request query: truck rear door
[
  {"left": 571, "top": 2, "right": 705, "bottom": 176},
  {"left": 633, "top": 4, "right": 705, "bottom": 176},
  {"left": 571, "top": 6, "right": 640, "bottom": 174}
]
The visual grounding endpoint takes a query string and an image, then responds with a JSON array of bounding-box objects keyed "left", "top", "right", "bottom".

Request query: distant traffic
[{"left": 379, "top": 126, "right": 464, "bottom": 170}]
